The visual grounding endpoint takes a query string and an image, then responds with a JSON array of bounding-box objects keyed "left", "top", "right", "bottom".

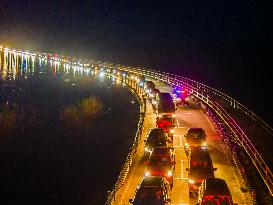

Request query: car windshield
[
  {"left": 149, "top": 156, "right": 171, "bottom": 166},
  {"left": 201, "top": 196, "right": 232, "bottom": 205},
  {"left": 187, "top": 131, "right": 205, "bottom": 139},
  {"left": 134, "top": 187, "right": 164, "bottom": 204}
]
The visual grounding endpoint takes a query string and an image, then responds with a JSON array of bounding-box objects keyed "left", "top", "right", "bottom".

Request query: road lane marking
[
  {"left": 174, "top": 160, "right": 188, "bottom": 180},
  {"left": 181, "top": 160, "right": 188, "bottom": 179},
  {"left": 173, "top": 135, "right": 182, "bottom": 148},
  {"left": 176, "top": 119, "right": 180, "bottom": 127}
]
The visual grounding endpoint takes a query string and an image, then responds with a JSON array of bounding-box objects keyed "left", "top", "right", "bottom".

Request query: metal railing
[
  {"left": 116, "top": 66, "right": 273, "bottom": 196},
  {"left": 105, "top": 76, "right": 146, "bottom": 205}
]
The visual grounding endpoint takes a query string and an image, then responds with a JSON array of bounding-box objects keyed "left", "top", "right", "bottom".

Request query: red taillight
[{"left": 204, "top": 195, "right": 214, "bottom": 200}]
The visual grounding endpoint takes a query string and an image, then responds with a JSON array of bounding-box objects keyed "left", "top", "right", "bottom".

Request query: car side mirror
[
  {"left": 213, "top": 168, "right": 217, "bottom": 171},
  {"left": 129, "top": 199, "right": 133, "bottom": 203},
  {"left": 186, "top": 168, "right": 189, "bottom": 171}
]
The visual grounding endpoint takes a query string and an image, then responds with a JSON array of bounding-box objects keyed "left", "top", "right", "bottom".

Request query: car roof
[
  {"left": 149, "top": 128, "right": 165, "bottom": 135},
  {"left": 203, "top": 178, "right": 230, "bottom": 196},
  {"left": 190, "top": 149, "right": 211, "bottom": 161},
  {"left": 141, "top": 176, "right": 164, "bottom": 187}
]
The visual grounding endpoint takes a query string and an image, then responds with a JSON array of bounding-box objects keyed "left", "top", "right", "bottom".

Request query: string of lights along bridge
[{"left": 1, "top": 46, "right": 272, "bottom": 205}]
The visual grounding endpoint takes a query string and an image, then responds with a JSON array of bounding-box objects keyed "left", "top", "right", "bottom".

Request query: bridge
[{"left": 1, "top": 46, "right": 273, "bottom": 204}]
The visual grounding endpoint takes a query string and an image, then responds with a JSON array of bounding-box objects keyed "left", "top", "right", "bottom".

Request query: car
[
  {"left": 150, "top": 88, "right": 160, "bottom": 105},
  {"left": 136, "top": 75, "right": 145, "bottom": 87},
  {"left": 156, "top": 115, "right": 175, "bottom": 142},
  {"left": 144, "top": 128, "right": 168, "bottom": 155},
  {"left": 184, "top": 128, "right": 207, "bottom": 153},
  {"left": 144, "top": 81, "right": 156, "bottom": 93},
  {"left": 129, "top": 176, "right": 171, "bottom": 205},
  {"left": 144, "top": 147, "right": 176, "bottom": 189},
  {"left": 186, "top": 149, "right": 217, "bottom": 196},
  {"left": 149, "top": 147, "right": 176, "bottom": 170},
  {"left": 196, "top": 178, "right": 238, "bottom": 205}
]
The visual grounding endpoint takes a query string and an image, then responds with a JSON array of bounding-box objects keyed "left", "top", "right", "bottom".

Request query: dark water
[{"left": 0, "top": 57, "right": 139, "bottom": 204}]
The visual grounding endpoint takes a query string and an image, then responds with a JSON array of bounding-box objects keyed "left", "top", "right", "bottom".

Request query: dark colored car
[
  {"left": 145, "top": 147, "right": 176, "bottom": 188},
  {"left": 186, "top": 149, "right": 217, "bottom": 196},
  {"left": 129, "top": 176, "right": 171, "bottom": 205},
  {"left": 196, "top": 178, "right": 238, "bottom": 205},
  {"left": 155, "top": 92, "right": 176, "bottom": 116},
  {"left": 144, "top": 81, "right": 156, "bottom": 93},
  {"left": 144, "top": 128, "right": 168, "bottom": 154},
  {"left": 184, "top": 128, "right": 207, "bottom": 153},
  {"left": 156, "top": 115, "right": 175, "bottom": 142}
]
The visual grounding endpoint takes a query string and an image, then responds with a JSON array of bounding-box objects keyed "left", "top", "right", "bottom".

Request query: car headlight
[
  {"left": 145, "top": 171, "right": 150, "bottom": 177},
  {"left": 167, "top": 171, "right": 173, "bottom": 177},
  {"left": 170, "top": 129, "right": 174, "bottom": 133},
  {"left": 189, "top": 179, "right": 195, "bottom": 184}
]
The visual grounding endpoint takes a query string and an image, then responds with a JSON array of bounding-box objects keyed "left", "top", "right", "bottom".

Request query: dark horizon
[{"left": 1, "top": 0, "right": 272, "bottom": 125}]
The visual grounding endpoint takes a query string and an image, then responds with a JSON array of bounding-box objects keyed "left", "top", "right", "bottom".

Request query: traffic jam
[{"left": 128, "top": 76, "right": 238, "bottom": 205}]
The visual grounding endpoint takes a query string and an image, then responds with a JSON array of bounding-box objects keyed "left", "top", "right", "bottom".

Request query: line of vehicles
[{"left": 129, "top": 76, "right": 238, "bottom": 205}]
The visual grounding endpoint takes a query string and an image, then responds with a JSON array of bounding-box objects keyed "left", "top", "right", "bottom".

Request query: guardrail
[
  {"left": 118, "top": 67, "right": 273, "bottom": 136},
  {"left": 116, "top": 66, "right": 273, "bottom": 196},
  {"left": 105, "top": 75, "right": 146, "bottom": 205}
]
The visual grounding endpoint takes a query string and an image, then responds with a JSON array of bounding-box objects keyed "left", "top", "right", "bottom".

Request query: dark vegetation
[{"left": 0, "top": 74, "right": 139, "bottom": 204}]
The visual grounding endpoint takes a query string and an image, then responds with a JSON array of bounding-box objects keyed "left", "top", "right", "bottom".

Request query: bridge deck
[{"left": 113, "top": 81, "right": 252, "bottom": 205}]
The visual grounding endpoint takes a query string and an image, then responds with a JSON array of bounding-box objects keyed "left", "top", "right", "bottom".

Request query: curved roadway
[{"left": 113, "top": 80, "right": 252, "bottom": 205}]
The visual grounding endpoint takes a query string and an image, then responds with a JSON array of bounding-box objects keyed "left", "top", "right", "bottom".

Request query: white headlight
[
  {"left": 189, "top": 179, "right": 195, "bottom": 184},
  {"left": 145, "top": 171, "right": 150, "bottom": 177},
  {"left": 167, "top": 171, "right": 173, "bottom": 177}
]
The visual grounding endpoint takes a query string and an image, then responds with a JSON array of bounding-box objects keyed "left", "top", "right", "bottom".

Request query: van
[
  {"left": 186, "top": 149, "right": 217, "bottom": 196},
  {"left": 155, "top": 92, "right": 176, "bottom": 117}
]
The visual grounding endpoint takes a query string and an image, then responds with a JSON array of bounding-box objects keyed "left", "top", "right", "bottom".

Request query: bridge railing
[
  {"left": 117, "top": 66, "right": 273, "bottom": 196},
  {"left": 105, "top": 74, "right": 146, "bottom": 205}
]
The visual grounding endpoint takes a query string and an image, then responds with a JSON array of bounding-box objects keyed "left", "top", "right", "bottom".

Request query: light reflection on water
[{"left": 0, "top": 48, "right": 96, "bottom": 81}]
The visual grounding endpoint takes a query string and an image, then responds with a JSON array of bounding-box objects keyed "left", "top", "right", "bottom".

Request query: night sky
[{"left": 1, "top": 0, "right": 272, "bottom": 125}]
